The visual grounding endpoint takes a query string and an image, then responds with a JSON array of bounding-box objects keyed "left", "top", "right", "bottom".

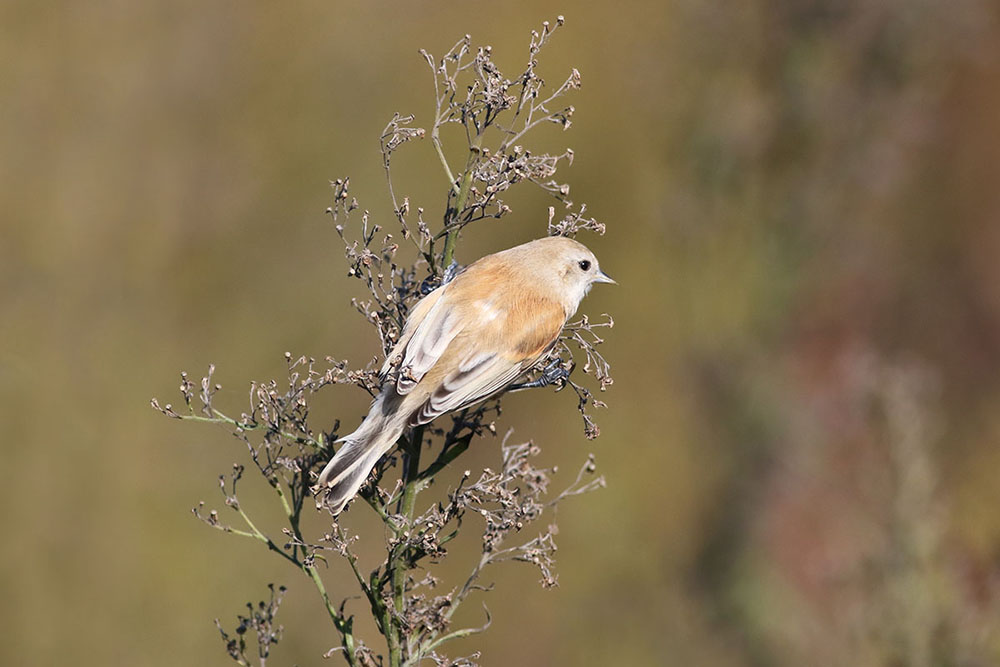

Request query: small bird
[{"left": 315, "top": 236, "right": 615, "bottom": 514}]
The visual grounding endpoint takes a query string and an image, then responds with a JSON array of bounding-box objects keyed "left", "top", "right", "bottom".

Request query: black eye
[{"left": 578, "top": 259, "right": 591, "bottom": 271}]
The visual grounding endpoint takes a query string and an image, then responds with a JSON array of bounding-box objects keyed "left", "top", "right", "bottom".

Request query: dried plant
[
  {"left": 152, "top": 19, "right": 612, "bottom": 667},
  {"left": 215, "top": 584, "right": 287, "bottom": 667}
]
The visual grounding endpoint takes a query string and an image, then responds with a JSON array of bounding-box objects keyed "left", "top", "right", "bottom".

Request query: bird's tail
[{"left": 315, "top": 394, "right": 405, "bottom": 515}]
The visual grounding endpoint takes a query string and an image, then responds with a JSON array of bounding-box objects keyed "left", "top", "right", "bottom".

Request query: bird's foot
[{"left": 509, "top": 358, "right": 573, "bottom": 392}]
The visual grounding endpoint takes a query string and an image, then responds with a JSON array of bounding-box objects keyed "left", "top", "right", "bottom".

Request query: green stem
[
  {"left": 230, "top": 481, "right": 358, "bottom": 665},
  {"left": 441, "top": 136, "right": 481, "bottom": 270},
  {"left": 386, "top": 425, "right": 425, "bottom": 667},
  {"left": 431, "top": 128, "right": 458, "bottom": 195},
  {"left": 234, "top": 505, "right": 297, "bottom": 564},
  {"left": 441, "top": 174, "right": 470, "bottom": 269},
  {"left": 306, "top": 564, "right": 358, "bottom": 666},
  {"left": 181, "top": 410, "right": 318, "bottom": 449},
  {"left": 398, "top": 425, "right": 425, "bottom": 519}
]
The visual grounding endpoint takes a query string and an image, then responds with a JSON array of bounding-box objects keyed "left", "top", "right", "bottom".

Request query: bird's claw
[{"left": 509, "top": 358, "right": 574, "bottom": 392}]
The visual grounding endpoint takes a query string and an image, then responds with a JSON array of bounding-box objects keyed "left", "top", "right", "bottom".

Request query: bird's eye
[{"left": 578, "top": 259, "right": 591, "bottom": 271}]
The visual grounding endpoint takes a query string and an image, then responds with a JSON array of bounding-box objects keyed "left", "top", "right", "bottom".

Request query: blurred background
[{"left": 3, "top": 1, "right": 1000, "bottom": 665}]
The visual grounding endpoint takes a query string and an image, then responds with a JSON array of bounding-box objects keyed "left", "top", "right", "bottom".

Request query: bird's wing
[
  {"left": 409, "top": 355, "right": 526, "bottom": 425},
  {"left": 409, "top": 298, "right": 568, "bottom": 426},
  {"left": 378, "top": 285, "right": 460, "bottom": 393},
  {"left": 387, "top": 259, "right": 503, "bottom": 393}
]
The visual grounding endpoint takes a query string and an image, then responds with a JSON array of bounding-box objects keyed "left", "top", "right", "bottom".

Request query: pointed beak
[{"left": 594, "top": 269, "right": 617, "bottom": 285}]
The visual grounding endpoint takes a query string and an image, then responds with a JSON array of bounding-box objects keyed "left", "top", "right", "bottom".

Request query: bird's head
[{"left": 519, "top": 236, "right": 615, "bottom": 315}]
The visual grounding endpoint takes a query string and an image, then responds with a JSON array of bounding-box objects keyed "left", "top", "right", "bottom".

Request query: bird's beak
[{"left": 594, "top": 269, "right": 617, "bottom": 285}]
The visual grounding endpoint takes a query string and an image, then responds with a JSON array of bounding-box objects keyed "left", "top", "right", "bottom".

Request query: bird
[{"left": 315, "top": 235, "right": 615, "bottom": 514}]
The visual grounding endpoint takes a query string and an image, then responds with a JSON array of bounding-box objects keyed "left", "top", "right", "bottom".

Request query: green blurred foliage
[{"left": 3, "top": 1, "right": 1000, "bottom": 665}]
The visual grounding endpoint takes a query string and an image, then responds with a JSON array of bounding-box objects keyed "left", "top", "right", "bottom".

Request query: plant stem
[
  {"left": 306, "top": 564, "right": 359, "bottom": 667},
  {"left": 228, "top": 469, "right": 359, "bottom": 665},
  {"left": 441, "top": 136, "right": 481, "bottom": 269},
  {"left": 431, "top": 128, "right": 458, "bottom": 195},
  {"left": 180, "top": 409, "right": 318, "bottom": 448},
  {"left": 398, "top": 425, "right": 425, "bottom": 519},
  {"left": 441, "top": 172, "right": 470, "bottom": 269},
  {"left": 386, "top": 425, "right": 425, "bottom": 667}
]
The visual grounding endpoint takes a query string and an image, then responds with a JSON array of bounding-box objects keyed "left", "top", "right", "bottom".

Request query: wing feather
[
  {"left": 380, "top": 287, "right": 445, "bottom": 377},
  {"left": 410, "top": 354, "right": 528, "bottom": 426},
  {"left": 398, "top": 306, "right": 460, "bottom": 393},
  {"left": 381, "top": 286, "right": 466, "bottom": 394}
]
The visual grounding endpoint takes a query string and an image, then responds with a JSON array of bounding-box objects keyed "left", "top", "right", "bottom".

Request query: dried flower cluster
[
  {"left": 154, "top": 19, "right": 612, "bottom": 667},
  {"left": 215, "top": 584, "right": 287, "bottom": 667}
]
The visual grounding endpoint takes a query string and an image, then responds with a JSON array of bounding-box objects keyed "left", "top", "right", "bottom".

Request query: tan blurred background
[{"left": 4, "top": 1, "right": 1000, "bottom": 665}]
